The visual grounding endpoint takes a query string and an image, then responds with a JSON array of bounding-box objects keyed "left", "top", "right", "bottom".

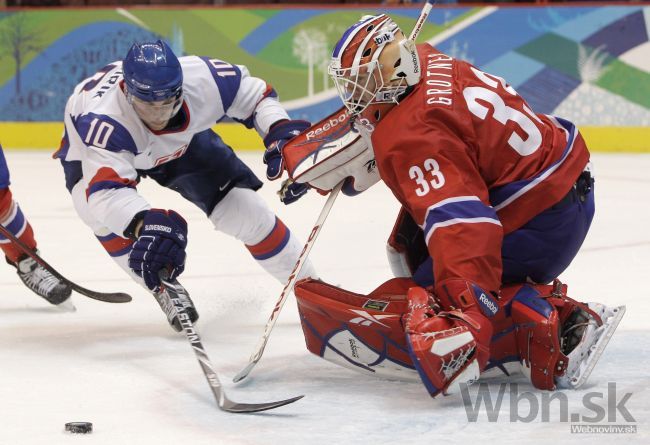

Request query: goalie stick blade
[
  {"left": 220, "top": 395, "right": 304, "bottom": 414},
  {"left": 557, "top": 304, "right": 626, "bottom": 389},
  {"left": 0, "top": 223, "right": 132, "bottom": 303},
  {"left": 232, "top": 361, "right": 257, "bottom": 383}
]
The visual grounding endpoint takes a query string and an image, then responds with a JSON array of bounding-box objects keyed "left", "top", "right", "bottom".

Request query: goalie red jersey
[{"left": 371, "top": 43, "right": 590, "bottom": 295}]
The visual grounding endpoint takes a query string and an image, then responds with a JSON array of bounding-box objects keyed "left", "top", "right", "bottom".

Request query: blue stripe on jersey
[
  {"left": 0, "top": 205, "right": 26, "bottom": 242},
  {"left": 422, "top": 197, "right": 501, "bottom": 244},
  {"left": 199, "top": 57, "right": 242, "bottom": 113},
  {"left": 489, "top": 117, "right": 576, "bottom": 211},
  {"left": 0, "top": 144, "right": 10, "bottom": 188},
  {"left": 87, "top": 180, "right": 136, "bottom": 197},
  {"left": 73, "top": 113, "right": 138, "bottom": 154}
]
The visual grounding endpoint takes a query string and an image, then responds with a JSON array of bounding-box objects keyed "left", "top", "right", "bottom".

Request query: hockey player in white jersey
[{"left": 55, "top": 40, "right": 315, "bottom": 331}]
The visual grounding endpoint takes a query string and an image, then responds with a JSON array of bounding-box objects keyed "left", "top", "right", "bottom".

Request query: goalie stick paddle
[
  {"left": 233, "top": 181, "right": 343, "bottom": 383},
  {"left": 159, "top": 276, "right": 304, "bottom": 413},
  {"left": 0, "top": 224, "right": 132, "bottom": 303}
]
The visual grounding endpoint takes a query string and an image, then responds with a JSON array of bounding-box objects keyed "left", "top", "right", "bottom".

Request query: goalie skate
[{"left": 556, "top": 303, "right": 626, "bottom": 389}]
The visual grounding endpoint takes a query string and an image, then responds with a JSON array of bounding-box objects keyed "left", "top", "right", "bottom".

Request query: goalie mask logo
[{"left": 348, "top": 309, "right": 398, "bottom": 327}]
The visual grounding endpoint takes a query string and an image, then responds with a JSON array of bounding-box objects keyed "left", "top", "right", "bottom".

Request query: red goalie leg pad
[
  {"left": 294, "top": 277, "right": 420, "bottom": 380},
  {"left": 508, "top": 283, "right": 568, "bottom": 390},
  {"left": 404, "top": 286, "right": 492, "bottom": 397}
]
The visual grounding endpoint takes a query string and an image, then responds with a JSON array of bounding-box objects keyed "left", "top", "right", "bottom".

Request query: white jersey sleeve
[
  {"left": 69, "top": 111, "right": 150, "bottom": 236},
  {"left": 197, "top": 57, "right": 289, "bottom": 136},
  {"left": 228, "top": 66, "right": 289, "bottom": 135}
]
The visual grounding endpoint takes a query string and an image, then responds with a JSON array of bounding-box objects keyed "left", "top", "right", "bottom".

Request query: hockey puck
[{"left": 64, "top": 422, "right": 93, "bottom": 434}]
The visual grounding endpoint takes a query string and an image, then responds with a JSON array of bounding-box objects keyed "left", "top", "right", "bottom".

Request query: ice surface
[{"left": 0, "top": 152, "right": 648, "bottom": 444}]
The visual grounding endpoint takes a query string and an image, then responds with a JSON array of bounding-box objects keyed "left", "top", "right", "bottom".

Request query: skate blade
[
  {"left": 55, "top": 298, "right": 77, "bottom": 312},
  {"left": 558, "top": 305, "right": 626, "bottom": 389}
]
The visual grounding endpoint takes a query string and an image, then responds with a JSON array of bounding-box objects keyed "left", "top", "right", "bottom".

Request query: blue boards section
[{"left": 0, "top": 22, "right": 158, "bottom": 121}]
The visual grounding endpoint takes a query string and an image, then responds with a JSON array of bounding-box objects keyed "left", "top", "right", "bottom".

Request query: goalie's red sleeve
[{"left": 371, "top": 43, "right": 590, "bottom": 295}]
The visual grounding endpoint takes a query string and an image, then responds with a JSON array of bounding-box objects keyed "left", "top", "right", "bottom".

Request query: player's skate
[
  {"left": 556, "top": 302, "right": 626, "bottom": 389},
  {"left": 154, "top": 279, "right": 199, "bottom": 332},
  {"left": 12, "top": 253, "right": 74, "bottom": 309}
]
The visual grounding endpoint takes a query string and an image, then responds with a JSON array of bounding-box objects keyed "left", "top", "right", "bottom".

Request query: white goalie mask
[{"left": 328, "top": 14, "right": 421, "bottom": 115}]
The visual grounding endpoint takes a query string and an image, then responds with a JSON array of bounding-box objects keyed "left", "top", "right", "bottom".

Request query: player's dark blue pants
[
  {"left": 413, "top": 170, "right": 595, "bottom": 286},
  {"left": 137, "top": 129, "right": 262, "bottom": 216}
]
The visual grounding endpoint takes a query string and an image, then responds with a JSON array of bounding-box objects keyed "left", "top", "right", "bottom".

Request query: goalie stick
[
  {"left": 233, "top": 1, "right": 435, "bottom": 385},
  {"left": 159, "top": 276, "right": 304, "bottom": 413},
  {"left": 0, "top": 224, "right": 131, "bottom": 303},
  {"left": 233, "top": 181, "right": 343, "bottom": 383}
]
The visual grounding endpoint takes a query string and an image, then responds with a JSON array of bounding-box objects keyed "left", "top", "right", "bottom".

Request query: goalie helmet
[
  {"left": 123, "top": 40, "right": 184, "bottom": 130},
  {"left": 328, "top": 14, "right": 421, "bottom": 115}
]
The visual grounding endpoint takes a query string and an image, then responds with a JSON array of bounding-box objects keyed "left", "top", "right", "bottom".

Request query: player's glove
[
  {"left": 263, "top": 119, "right": 311, "bottom": 181},
  {"left": 278, "top": 178, "right": 309, "bottom": 205},
  {"left": 128, "top": 209, "right": 188, "bottom": 291}
]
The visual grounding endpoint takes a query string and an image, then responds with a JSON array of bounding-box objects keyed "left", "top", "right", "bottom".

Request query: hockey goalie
[{"left": 270, "top": 14, "right": 625, "bottom": 397}]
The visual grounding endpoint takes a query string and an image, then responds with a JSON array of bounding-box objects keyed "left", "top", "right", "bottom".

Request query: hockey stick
[
  {"left": 0, "top": 224, "right": 132, "bottom": 303},
  {"left": 159, "top": 276, "right": 304, "bottom": 413},
  {"left": 233, "top": 181, "right": 343, "bottom": 383}
]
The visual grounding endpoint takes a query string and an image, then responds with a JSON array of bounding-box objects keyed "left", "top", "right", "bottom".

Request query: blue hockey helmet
[
  {"left": 123, "top": 40, "right": 184, "bottom": 130},
  {"left": 123, "top": 40, "right": 183, "bottom": 102}
]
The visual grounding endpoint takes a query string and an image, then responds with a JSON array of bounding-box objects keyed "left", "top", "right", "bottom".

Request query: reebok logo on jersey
[
  {"left": 145, "top": 224, "right": 172, "bottom": 233},
  {"left": 478, "top": 292, "right": 498, "bottom": 317}
]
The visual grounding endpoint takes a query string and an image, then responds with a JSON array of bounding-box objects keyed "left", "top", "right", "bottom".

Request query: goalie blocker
[
  {"left": 282, "top": 104, "right": 393, "bottom": 197},
  {"left": 294, "top": 277, "right": 625, "bottom": 396}
]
